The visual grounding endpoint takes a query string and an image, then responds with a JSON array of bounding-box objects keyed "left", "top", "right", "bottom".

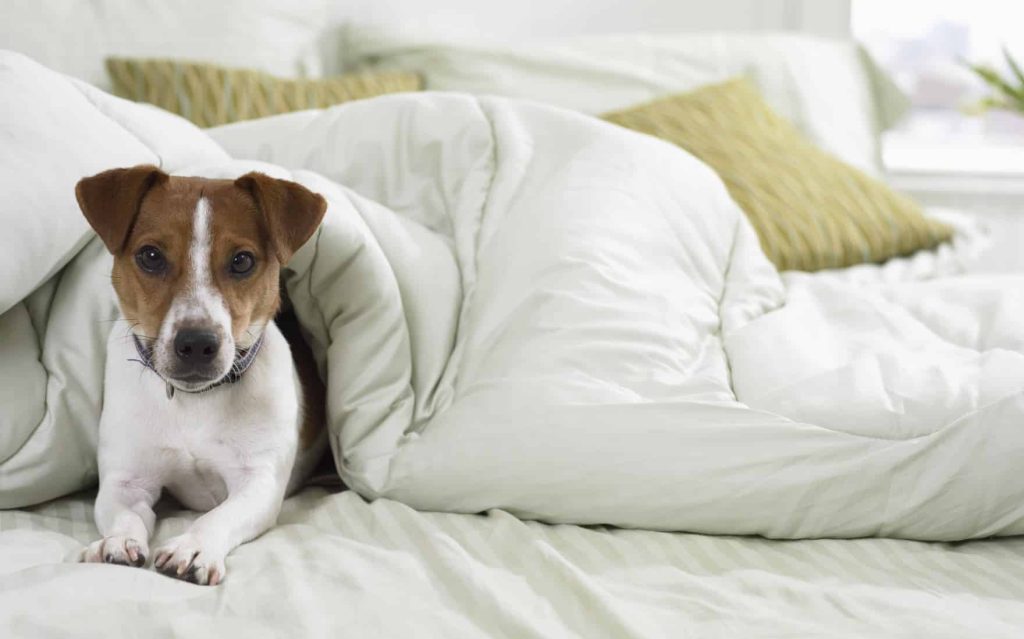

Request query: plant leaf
[
  {"left": 966, "top": 61, "right": 1024, "bottom": 102},
  {"left": 1004, "top": 46, "right": 1024, "bottom": 88}
]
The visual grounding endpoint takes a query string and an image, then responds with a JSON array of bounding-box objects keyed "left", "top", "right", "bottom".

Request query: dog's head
[{"left": 76, "top": 165, "right": 326, "bottom": 392}]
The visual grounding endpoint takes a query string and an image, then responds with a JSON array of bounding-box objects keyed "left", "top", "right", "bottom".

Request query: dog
[{"left": 75, "top": 165, "right": 328, "bottom": 585}]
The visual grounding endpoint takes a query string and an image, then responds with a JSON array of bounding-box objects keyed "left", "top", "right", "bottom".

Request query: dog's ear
[
  {"left": 75, "top": 165, "right": 168, "bottom": 254},
  {"left": 234, "top": 172, "right": 327, "bottom": 264}
]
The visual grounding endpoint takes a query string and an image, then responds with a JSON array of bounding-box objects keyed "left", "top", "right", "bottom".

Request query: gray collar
[{"left": 131, "top": 333, "right": 264, "bottom": 399}]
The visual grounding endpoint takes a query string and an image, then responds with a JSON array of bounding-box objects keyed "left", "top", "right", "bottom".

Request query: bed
[
  {"left": 5, "top": 488, "right": 1024, "bottom": 637},
  {"left": 2, "top": 2, "right": 1023, "bottom": 637}
]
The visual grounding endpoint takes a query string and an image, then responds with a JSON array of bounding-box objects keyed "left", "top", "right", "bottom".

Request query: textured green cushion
[
  {"left": 603, "top": 78, "right": 952, "bottom": 271},
  {"left": 106, "top": 57, "right": 422, "bottom": 128}
]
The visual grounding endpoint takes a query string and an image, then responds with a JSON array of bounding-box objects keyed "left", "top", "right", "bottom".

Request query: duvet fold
[{"left": 3, "top": 50, "right": 1023, "bottom": 541}]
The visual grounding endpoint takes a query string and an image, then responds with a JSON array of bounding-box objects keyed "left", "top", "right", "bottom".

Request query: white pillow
[
  {"left": 346, "top": 27, "right": 908, "bottom": 175},
  {"left": 0, "top": 0, "right": 333, "bottom": 89}
]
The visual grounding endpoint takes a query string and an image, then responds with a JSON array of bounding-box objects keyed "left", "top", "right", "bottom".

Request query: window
[{"left": 852, "top": 0, "right": 1024, "bottom": 173}]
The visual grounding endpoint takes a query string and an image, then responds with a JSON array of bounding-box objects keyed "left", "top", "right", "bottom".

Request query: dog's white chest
[
  {"left": 150, "top": 412, "right": 246, "bottom": 510},
  {"left": 162, "top": 444, "right": 230, "bottom": 511}
]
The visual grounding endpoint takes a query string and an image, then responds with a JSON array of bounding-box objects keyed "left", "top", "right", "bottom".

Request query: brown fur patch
[
  {"left": 111, "top": 176, "right": 205, "bottom": 340},
  {"left": 203, "top": 184, "right": 282, "bottom": 343},
  {"left": 101, "top": 178, "right": 274, "bottom": 344},
  {"left": 276, "top": 309, "right": 327, "bottom": 451}
]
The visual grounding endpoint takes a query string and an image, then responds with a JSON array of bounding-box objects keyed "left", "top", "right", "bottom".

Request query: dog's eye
[
  {"left": 135, "top": 245, "right": 166, "bottom": 274},
  {"left": 230, "top": 251, "right": 255, "bottom": 276}
]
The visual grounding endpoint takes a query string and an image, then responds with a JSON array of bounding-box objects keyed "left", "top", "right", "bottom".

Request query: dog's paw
[
  {"left": 152, "top": 534, "right": 225, "bottom": 586},
  {"left": 79, "top": 536, "right": 148, "bottom": 567}
]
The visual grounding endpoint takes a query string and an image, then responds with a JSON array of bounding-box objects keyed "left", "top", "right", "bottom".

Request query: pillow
[
  {"left": 0, "top": 0, "right": 333, "bottom": 90},
  {"left": 602, "top": 79, "right": 952, "bottom": 271},
  {"left": 345, "top": 28, "right": 909, "bottom": 175},
  {"left": 106, "top": 58, "right": 422, "bottom": 127}
]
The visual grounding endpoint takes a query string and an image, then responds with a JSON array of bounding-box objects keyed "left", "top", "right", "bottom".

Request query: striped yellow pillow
[
  {"left": 603, "top": 78, "right": 952, "bottom": 271},
  {"left": 106, "top": 57, "right": 422, "bottom": 128}
]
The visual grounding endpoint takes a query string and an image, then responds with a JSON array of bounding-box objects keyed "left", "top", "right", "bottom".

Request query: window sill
[
  {"left": 884, "top": 136, "right": 1024, "bottom": 177},
  {"left": 884, "top": 135, "right": 1024, "bottom": 212},
  {"left": 882, "top": 136, "right": 1024, "bottom": 272}
]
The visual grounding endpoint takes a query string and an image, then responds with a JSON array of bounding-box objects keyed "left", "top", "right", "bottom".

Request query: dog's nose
[{"left": 174, "top": 329, "right": 220, "bottom": 363}]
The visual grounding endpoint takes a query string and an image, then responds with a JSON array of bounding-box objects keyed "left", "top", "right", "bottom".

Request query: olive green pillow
[
  {"left": 106, "top": 57, "right": 422, "bottom": 128},
  {"left": 602, "top": 78, "right": 952, "bottom": 271}
]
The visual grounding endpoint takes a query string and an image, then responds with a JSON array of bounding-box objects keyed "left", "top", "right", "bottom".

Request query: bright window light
[{"left": 853, "top": 0, "right": 1024, "bottom": 145}]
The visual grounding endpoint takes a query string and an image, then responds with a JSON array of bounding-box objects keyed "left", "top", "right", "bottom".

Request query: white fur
[
  {"left": 81, "top": 196, "right": 317, "bottom": 586},
  {"left": 154, "top": 197, "right": 236, "bottom": 387}
]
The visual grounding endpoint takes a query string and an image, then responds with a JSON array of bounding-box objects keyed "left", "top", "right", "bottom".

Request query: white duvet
[{"left": 3, "top": 51, "right": 1023, "bottom": 541}]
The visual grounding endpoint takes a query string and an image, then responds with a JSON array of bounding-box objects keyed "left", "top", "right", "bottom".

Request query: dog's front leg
[
  {"left": 153, "top": 471, "right": 285, "bottom": 586},
  {"left": 80, "top": 472, "right": 160, "bottom": 567}
]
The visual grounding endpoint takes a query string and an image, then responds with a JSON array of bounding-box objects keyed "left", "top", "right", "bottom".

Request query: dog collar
[{"left": 130, "top": 333, "right": 264, "bottom": 399}]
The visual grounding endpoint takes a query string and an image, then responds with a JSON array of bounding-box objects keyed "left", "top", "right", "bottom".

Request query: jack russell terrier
[{"left": 75, "top": 165, "right": 329, "bottom": 585}]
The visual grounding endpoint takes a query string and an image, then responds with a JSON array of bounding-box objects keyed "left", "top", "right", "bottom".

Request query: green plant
[{"left": 964, "top": 47, "right": 1024, "bottom": 115}]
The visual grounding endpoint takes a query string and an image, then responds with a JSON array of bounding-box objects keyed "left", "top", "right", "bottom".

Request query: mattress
[{"left": 2, "top": 488, "right": 1023, "bottom": 638}]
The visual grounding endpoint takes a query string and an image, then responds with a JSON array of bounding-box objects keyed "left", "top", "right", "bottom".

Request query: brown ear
[
  {"left": 234, "top": 172, "right": 327, "bottom": 264},
  {"left": 75, "top": 165, "right": 168, "bottom": 254}
]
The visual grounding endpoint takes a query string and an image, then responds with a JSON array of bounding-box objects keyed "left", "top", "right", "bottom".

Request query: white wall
[{"left": 334, "top": 0, "right": 851, "bottom": 40}]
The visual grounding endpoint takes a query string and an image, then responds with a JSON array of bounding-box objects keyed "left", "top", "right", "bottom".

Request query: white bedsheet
[{"left": 2, "top": 489, "right": 1024, "bottom": 638}]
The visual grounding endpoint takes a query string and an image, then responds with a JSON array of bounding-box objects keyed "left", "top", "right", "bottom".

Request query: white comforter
[{"left": 2, "top": 50, "right": 1023, "bottom": 541}]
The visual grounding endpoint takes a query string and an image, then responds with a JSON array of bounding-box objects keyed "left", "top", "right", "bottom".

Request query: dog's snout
[{"left": 174, "top": 329, "right": 221, "bottom": 363}]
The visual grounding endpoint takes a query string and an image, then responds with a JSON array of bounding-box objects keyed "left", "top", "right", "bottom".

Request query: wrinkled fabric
[
  {"left": 4, "top": 489, "right": 1024, "bottom": 639},
  {"left": 2, "top": 51, "right": 1023, "bottom": 541}
]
